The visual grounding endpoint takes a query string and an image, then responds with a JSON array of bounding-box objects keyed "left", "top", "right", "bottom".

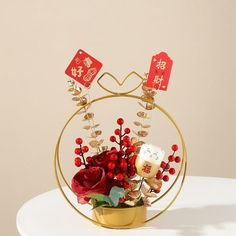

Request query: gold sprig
[
  {"left": 67, "top": 80, "right": 88, "bottom": 107},
  {"left": 132, "top": 78, "right": 157, "bottom": 149},
  {"left": 67, "top": 79, "right": 103, "bottom": 153}
]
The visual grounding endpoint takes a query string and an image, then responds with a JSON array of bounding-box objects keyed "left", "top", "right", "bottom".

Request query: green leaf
[
  {"left": 86, "top": 193, "right": 106, "bottom": 202},
  {"left": 86, "top": 193, "right": 112, "bottom": 205},
  {"left": 109, "top": 186, "right": 125, "bottom": 207},
  {"left": 92, "top": 201, "right": 110, "bottom": 210}
]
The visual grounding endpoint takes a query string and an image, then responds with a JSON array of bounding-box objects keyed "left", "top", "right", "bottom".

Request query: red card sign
[
  {"left": 65, "top": 49, "right": 103, "bottom": 88},
  {"left": 146, "top": 52, "right": 173, "bottom": 91}
]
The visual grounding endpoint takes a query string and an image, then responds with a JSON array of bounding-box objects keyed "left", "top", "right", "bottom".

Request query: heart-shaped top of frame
[{"left": 97, "top": 71, "right": 145, "bottom": 95}]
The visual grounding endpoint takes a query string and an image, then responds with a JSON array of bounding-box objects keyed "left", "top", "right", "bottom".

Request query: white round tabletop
[{"left": 16, "top": 176, "right": 236, "bottom": 236}]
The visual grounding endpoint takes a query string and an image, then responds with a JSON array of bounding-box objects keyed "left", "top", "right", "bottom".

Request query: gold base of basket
[{"left": 92, "top": 205, "right": 147, "bottom": 229}]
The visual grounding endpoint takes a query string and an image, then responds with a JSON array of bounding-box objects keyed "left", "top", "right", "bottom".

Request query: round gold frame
[{"left": 54, "top": 92, "right": 187, "bottom": 227}]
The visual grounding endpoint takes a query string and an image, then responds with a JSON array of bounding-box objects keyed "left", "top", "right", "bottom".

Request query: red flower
[
  {"left": 90, "top": 150, "right": 114, "bottom": 168},
  {"left": 71, "top": 167, "right": 107, "bottom": 204}
]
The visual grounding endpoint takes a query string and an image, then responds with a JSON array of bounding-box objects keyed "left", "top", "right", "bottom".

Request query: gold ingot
[
  {"left": 92, "top": 206, "right": 146, "bottom": 228},
  {"left": 135, "top": 158, "right": 160, "bottom": 178}
]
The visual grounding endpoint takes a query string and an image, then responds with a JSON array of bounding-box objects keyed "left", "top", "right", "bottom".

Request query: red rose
[
  {"left": 71, "top": 167, "right": 107, "bottom": 204},
  {"left": 90, "top": 149, "right": 118, "bottom": 168},
  {"left": 90, "top": 150, "right": 110, "bottom": 167}
]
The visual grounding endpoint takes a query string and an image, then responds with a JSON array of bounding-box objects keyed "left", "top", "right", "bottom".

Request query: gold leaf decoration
[
  {"left": 133, "top": 141, "right": 145, "bottom": 147},
  {"left": 145, "top": 178, "right": 162, "bottom": 191},
  {"left": 72, "top": 97, "right": 80, "bottom": 101},
  {"left": 76, "top": 96, "right": 87, "bottom": 106},
  {"left": 83, "top": 125, "right": 91, "bottom": 130},
  {"left": 101, "top": 146, "right": 108, "bottom": 151},
  {"left": 77, "top": 110, "right": 86, "bottom": 115},
  {"left": 127, "top": 179, "right": 140, "bottom": 191},
  {"left": 138, "top": 102, "right": 147, "bottom": 110},
  {"left": 83, "top": 113, "right": 94, "bottom": 121},
  {"left": 137, "top": 111, "right": 150, "bottom": 119},
  {"left": 89, "top": 139, "right": 104, "bottom": 148},
  {"left": 131, "top": 137, "right": 138, "bottom": 144},
  {"left": 92, "top": 124, "right": 100, "bottom": 129},
  {"left": 90, "top": 130, "right": 102, "bottom": 138},
  {"left": 124, "top": 200, "right": 136, "bottom": 206},
  {"left": 145, "top": 103, "right": 155, "bottom": 110},
  {"left": 89, "top": 140, "right": 99, "bottom": 148},
  {"left": 98, "top": 139, "right": 104, "bottom": 145},
  {"left": 142, "top": 197, "right": 151, "bottom": 206},
  {"left": 140, "top": 184, "right": 156, "bottom": 198},
  {"left": 142, "top": 124, "right": 151, "bottom": 129},
  {"left": 137, "top": 130, "right": 148, "bottom": 137},
  {"left": 143, "top": 192, "right": 156, "bottom": 198},
  {"left": 128, "top": 190, "right": 141, "bottom": 199},
  {"left": 134, "top": 121, "right": 142, "bottom": 126},
  {"left": 71, "top": 90, "right": 82, "bottom": 96}
]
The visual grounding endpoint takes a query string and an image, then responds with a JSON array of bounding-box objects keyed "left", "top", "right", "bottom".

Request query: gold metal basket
[{"left": 54, "top": 71, "right": 187, "bottom": 229}]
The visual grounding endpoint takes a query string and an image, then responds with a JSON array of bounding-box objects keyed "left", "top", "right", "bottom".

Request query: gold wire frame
[{"left": 54, "top": 72, "right": 187, "bottom": 227}]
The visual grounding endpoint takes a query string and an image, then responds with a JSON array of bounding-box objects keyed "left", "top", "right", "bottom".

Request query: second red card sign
[{"left": 146, "top": 52, "right": 173, "bottom": 91}]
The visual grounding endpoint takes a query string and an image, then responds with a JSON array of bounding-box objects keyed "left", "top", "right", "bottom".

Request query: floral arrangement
[{"left": 71, "top": 117, "right": 181, "bottom": 209}]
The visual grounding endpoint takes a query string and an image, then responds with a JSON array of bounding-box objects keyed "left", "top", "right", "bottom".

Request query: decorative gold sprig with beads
[{"left": 67, "top": 79, "right": 104, "bottom": 153}]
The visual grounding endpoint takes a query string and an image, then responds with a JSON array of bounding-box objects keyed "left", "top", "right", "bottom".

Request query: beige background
[{"left": 0, "top": 0, "right": 236, "bottom": 235}]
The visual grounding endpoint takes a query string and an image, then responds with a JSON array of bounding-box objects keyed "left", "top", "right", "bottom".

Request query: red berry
[
  {"left": 123, "top": 136, "right": 130, "bottom": 142},
  {"left": 129, "top": 166, "right": 136, "bottom": 176},
  {"left": 120, "top": 160, "right": 127, "bottom": 170},
  {"left": 116, "top": 173, "right": 124, "bottom": 181},
  {"left": 172, "top": 144, "right": 178, "bottom": 152},
  {"left": 119, "top": 197, "right": 125, "bottom": 203},
  {"left": 119, "top": 150, "right": 125, "bottom": 156},
  {"left": 165, "top": 163, "right": 170, "bottom": 170},
  {"left": 123, "top": 141, "right": 131, "bottom": 147},
  {"left": 75, "top": 138, "right": 83, "bottom": 145},
  {"left": 169, "top": 168, "right": 175, "bottom": 175},
  {"left": 110, "top": 153, "right": 118, "bottom": 161},
  {"left": 74, "top": 157, "right": 82, "bottom": 167},
  {"left": 82, "top": 146, "right": 89, "bottom": 153},
  {"left": 110, "top": 136, "right": 116, "bottom": 142},
  {"left": 160, "top": 161, "right": 166, "bottom": 169},
  {"left": 107, "top": 172, "right": 114, "bottom": 179},
  {"left": 168, "top": 155, "right": 175, "bottom": 162},
  {"left": 129, "top": 145, "right": 136, "bottom": 152},
  {"left": 124, "top": 128, "right": 130, "bottom": 134},
  {"left": 74, "top": 148, "right": 82, "bottom": 155},
  {"left": 86, "top": 156, "right": 92, "bottom": 163},
  {"left": 123, "top": 181, "right": 130, "bottom": 189},
  {"left": 128, "top": 155, "right": 137, "bottom": 164},
  {"left": 154, "top": 189, "right": 161, "bottom": 193},
  {"left": 163, "top": 175, "right": 169, "bottom": 182},
  {"left": 175, "top": 156, "right": 181, "bottom": 163},
  {"left": 117, "top": 118, "right": 124, "bottom": 125},
  {"left": 111, "top": 147, "right": 117, "bottom": 151},
  {"left": 130, "top": 170, "right": 136, "bottom": 176},
  {"left": 108, "top": 162, "right": 116, "bottom": 170},
  {"left": 122, "top": 172, "right": 127, "bottom": 178},
  {"left": 156, "top": 170, "right": 163, "bottom": 180},
  {"left": 114, "top": 129, "right": 121, "bottom": 135}
]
